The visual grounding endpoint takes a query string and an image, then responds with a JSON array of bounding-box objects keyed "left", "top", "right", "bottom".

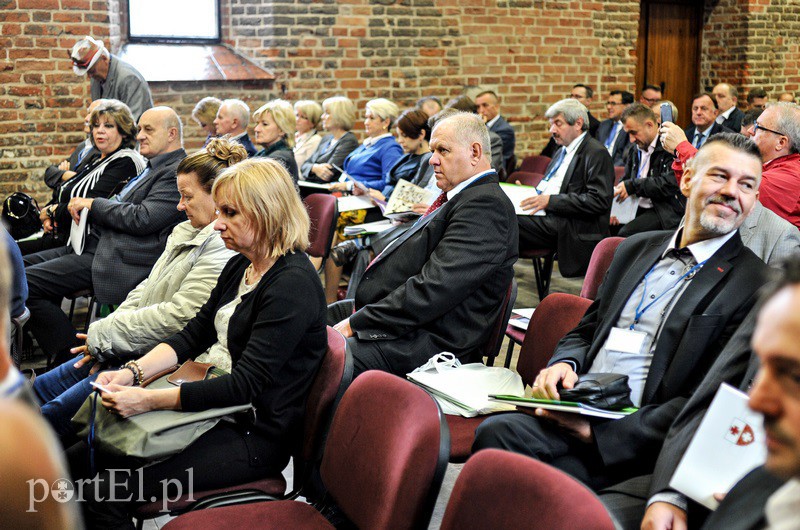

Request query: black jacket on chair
[{"left": 300, "top": 132, "right": 359, "bottom": 182}]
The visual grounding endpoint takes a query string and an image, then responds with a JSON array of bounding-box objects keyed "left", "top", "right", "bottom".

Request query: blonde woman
[
  {"left": 253, "top": 99, "right": 299, "bottom": 181},
  {"left": 191, "top": 96, "right": 222, "bottom": 146},
  {"left": 293, "top": 100, "right": 323, "bottom": 168},
  {"left": 301, "top": 96, "right": 360, "bottom": 182}
]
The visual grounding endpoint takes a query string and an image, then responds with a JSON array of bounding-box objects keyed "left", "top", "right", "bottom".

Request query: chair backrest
[
  {"left": 507, "top": 171, "right": 546, "bottom": 188},
  {"left": 303, "top": 193, "right": 338, "bottom": 260},
  {"left": 519, "top": 155, "right": 551, "bottom": 174},
  {"left": 440, "top": 449, "right": 617, "bottom": 530},
  {"left": 614, "top": 166, "right": 626, "bottom": 185},
  {"left": 516, "top": 293, "right": 593, "bottom": 386},
  {"left": 580, "top": 237, "right": 625, "bottom": 300},
  {"left": 482, "top": 279, "right": 517, "bottom": 365},
  {"left": 320, "top": 371, "right": 450, "bottom": 530}
]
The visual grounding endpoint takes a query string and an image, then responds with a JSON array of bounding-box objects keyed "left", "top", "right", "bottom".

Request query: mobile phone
[
  {"left": 660, "top": 103, "right": 674, "bottom": 125},
  {"left": 90, "top": 381, "right": 113, "bottom": 394}
]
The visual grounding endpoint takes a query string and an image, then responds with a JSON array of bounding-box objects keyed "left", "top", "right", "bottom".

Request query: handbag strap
[
  {"left": 88, "top": 392, "right": 99, "bottom": 476},
  {"left": 141, "top": 364, "right": 180, "bottom": 387}
]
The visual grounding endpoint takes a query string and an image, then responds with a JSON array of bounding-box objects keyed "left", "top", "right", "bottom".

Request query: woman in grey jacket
[{"left": 33, "top": 138, "right": 246, "bottom": 440}]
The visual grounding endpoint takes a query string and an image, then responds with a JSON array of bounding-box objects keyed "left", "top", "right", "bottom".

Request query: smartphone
[
  {"left": 90, "top": 381, "right": 113, "bottom": 394},
  {"left": 660, "top": 102, "right": 674, "bottom": 125}
]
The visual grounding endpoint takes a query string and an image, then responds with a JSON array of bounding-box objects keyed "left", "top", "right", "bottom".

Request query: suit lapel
[{"left": 368, "top": 206, "right": 443, "bottom": 268}]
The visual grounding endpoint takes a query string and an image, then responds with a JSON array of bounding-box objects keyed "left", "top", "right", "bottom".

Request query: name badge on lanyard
[{"left": 606, "top": 327, "right": 648, "bottom": 354}]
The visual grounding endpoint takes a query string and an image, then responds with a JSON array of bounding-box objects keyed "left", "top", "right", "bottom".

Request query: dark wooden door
[{"left": 636, "top": 0, "right": 703, "bottom": 128}]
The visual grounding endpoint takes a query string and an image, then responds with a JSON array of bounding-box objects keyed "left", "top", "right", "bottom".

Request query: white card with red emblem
[{"left": 670, "top": 383, "right": 766, "bottom": 510}]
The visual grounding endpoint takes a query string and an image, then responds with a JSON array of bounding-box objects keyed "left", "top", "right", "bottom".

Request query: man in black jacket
[
  {"left": 475, "top": 133, "right": 770, "bottom": 490},
  {"left": 518, "top": 98, "right": 614, "bottom": 277},
  {"left": 613, "top": 103, "right": 685, "bottom": 236}
]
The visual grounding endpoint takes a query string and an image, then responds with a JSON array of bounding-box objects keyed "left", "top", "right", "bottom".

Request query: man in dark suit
[
  {"left": 43, "top": 99, "right": 103, "bottom": 190},
  {"left": 214, "top": 99, "right": 257, "bottom": 157},
  {"left": 474, "top": 133, "right": 770, "bottom": 490},
  {"left": 517, "top": 98, "right": 614, "bottom": 277},
  {"left": 685, "top": 93, "right": 734, "bottom": 149},
  {"left": 541, "top": 84, "right": 602, "bottom": 157},
  {"left": 612, "top": 103, "right": 685, "bottom": 236},
  {"left": 24, "top": 106, "right": 187, "bottom": 366},
  {"left": 639, "top": 256, "right": 800, "bottom": 530},
  {"left": 596, "top": 90, "right": 634, "bottom": 166},
  {"left": 333, "top": 112, "right": 518, "bottom": 377},
  {"left": 712, "top": 83, "right": 745, "bottom": 133},
  {"left": 476, "top": 90, "right": 516, "bottom": 168}
]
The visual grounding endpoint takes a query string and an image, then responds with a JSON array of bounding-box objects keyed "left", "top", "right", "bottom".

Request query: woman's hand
[
  {"left": 328, "top": 182, "right": 348, "bottom": 192},
  {"left": 58, "top": 160, "right": 70, "bottom": 171},
  {"left": 61, "top": 170, "right": 77, "bottom": 181},
  {"left": 101, "top": 386, "right": 154, "bottom": 418},
  {"left": 368, "top": 189, "right": 386, "bottom": 201},
  {"left": 95, "top": 368, "right": 135, "bottom": 388},
  {"left": 311, "top": 163, "right": 334, "bottom": 181}
]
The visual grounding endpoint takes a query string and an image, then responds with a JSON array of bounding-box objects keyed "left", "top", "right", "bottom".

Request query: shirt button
[
  {"left": 670, "top": 270, "right": 676, "bottom": 275},
  {"left": 650, "top": 294, "right": 656, "bottom": 299}
]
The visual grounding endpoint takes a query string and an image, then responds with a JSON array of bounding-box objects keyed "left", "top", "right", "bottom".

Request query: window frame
[{"left": 125, "top": 0, "right": 222, "bottom": 44}]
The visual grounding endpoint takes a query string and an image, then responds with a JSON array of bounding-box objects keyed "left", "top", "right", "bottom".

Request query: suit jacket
[
  {"left": 540, "top": 112, "right": 601, "bottom": 158},
  {"left": 740, "top": 200, "right": 800, "bottom": 265},
  {"left": 89, "top": 149, "right": 187, "bottom": 304},
  {"left": 350, "top": 173, "right": 518, "bottom": 373},
  {"left": 234, "top": 133, "right": 258, "bottom": 158},
  {"left": 90, "top": 55, "right": 153, "bottom": 121},
  {"left": 490, "top": 115, "right": 516, "bottom": 166},
  {"left": 300, "top": 131, "right": 359, "bottom": 182},
  {"left": 43, "top": 140, "right": 99, "bottom": 190},
  {"left": 542, "top": 135, "right": 614, "bottom": 277},
  {"left": 595, "top": 118, "right": 632, "bottom": 166},
  {"left": 621, "top": 142, "right": 685, "bottom": 231},
  {"left": 683, "top": 122, "right": 734, "bottom": 147},
  {"left": 701, "top": 467, "right": 785, "bottom": 530},
  {"left": 719, "top": 107, "right": 745, "bottom": 134},
  {"left": 489, "top": 130, "right": 505, "bottom": 173},
  {"left": 550, "top": 230, "right": 769, "bottom": 477}
]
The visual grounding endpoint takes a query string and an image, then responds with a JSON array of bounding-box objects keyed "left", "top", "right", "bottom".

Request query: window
[{"left": 127, "top": 0, "right": 220, "bottom": 43}]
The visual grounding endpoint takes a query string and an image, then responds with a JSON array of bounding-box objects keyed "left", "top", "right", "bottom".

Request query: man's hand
[
  {"left": 533, "top": 408, "right": 593, "bottom": 443},
  {"left": 333, "top": 318, "right": 354, "bottom": 338},
  {"left": 613, "top": 182, "right": 629, "bottom": 202},
  {"left": 520, "top": 193, "right": 550, "bottom": 214},
  {"left": 659, "top": 122, "right": 688, "bottom": 154},
  {"left": 70, "top": 333, "right": 103, "bottom": 374},
  {"left": 609, "top": 215, "right": 620, "bottom": 226},
  {"left": 532, "top": 362, "right": 578, "bottom": 400},
  {"left": 641, "top": 502, "right": 688, "bottom": 530},
  {"left": 67, "top": 197, "right": 94, "bottom": 224},
  {"left": 412, "top": 202, "right": 430, "bottom": 214}
]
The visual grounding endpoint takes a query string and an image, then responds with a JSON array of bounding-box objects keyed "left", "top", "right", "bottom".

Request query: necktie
[
  {"left": 694, "top": 133, "right": 705, "bottom": 149},
  {"left": 542, "top": 147, "right": 566, "bottom": 183},
  {"left": 424, "top": 191, "right": 449, "bottom": 216},
  {"left": 115, "top": 165, "right": 151, "bottom": 201},
  {"left": 605, "top": 122, "right": 620, "bottom": 149}
]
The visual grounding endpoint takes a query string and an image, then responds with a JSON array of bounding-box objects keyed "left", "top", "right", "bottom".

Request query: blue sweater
[
  {"left": 343, "top": 136, "right": 403, "bottom": 191},
  {"left": 2, "top": 227, "right": 27, "bottom": 318}
]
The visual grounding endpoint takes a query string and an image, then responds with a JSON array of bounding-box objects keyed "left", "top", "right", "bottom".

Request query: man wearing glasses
[
  {"left": 596, "top": 90, "right": 634, "bottom": 166},
  {"left": 662, "top": 102, "right": 800, "bottom": 230}
]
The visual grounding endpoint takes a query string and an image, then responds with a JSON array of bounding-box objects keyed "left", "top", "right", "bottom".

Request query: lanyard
[{"left": 631, "top": 258, "right": 707, "bottom": 330}]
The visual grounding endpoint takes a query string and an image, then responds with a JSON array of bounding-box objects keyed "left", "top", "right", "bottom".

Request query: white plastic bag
[{"left": 407, "top": 353, "right": 524, "bottom": 417}]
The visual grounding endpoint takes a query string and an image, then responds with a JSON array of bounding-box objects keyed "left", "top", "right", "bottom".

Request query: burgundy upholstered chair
[
  {"left": 614, "top": 165, "right": 626, "bottom": 185},
  {"left": 440, "top": 449, "right": 617, "bottom": 530},
  {"left": 518, "top": 155, "right": 552, "bottom": 175},
  {"left": 163, "top": 371, "right": 450, "bottom": 530},
  {"left": 303, "top": 193, "right": 338, "bottom": 267},
  {"left": 507, "top": 170, "right": 546, "bottom": 188},
  {"left": 580, "top": 236, "right": 625, "bottom": 300},
  {"left": 133, "top": 327, "right": 352, "bottom": 529}
]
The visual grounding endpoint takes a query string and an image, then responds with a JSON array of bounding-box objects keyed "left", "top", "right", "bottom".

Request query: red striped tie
[{"left": 424, "top": 191, "right": 449, "bottom": 216}]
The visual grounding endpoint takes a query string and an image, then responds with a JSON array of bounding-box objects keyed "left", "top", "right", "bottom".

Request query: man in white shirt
[
  {"left": 214, "top": 99, "right": 257, "bottom": 157},
  {"left": 712, "top": 82, "right": 746, "bottom": 132},
  {"left": 517, "top": 98, "right": 614, "bottom": 277}
]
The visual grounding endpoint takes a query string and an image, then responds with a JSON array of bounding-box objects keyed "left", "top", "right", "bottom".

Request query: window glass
[{"left": 128, "top": 0, "right": 219, "bottom": 41}]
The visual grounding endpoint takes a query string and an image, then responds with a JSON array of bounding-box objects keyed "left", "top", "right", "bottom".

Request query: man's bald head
[{"left": 136, "top": 106, "right": 183, "bottom": 159}]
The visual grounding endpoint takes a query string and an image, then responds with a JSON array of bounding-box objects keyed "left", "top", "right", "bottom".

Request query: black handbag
[
  {"left": 559, "top": 373, "right": 634, "bottom": 410},
  {"left": 3, "top": 192, "right": 41, "bottom": 240}
]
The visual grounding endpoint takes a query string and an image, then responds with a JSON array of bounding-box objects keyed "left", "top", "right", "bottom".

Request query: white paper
[
  {"left": 670, "top": 383, "right": 766, "bottom": 510},
  {"left": 298, "top": 181, "right": 332, "bottom": 191},
  {"left": 337, "top": 195, "right": 377, "bottom": 212},
  {"left": 508, "top": 308, "right": 535, "bottom": 330},
  {"left": 611, "top": 197, "right": 639, "bottom": 224},
  {"left": 68, "top": 208, "right": 89, "bottom": 255},
  {"left": 384, "top": 179, "right": 435, "bottom": 215},
  {"left": 499, "top": 183, "right": 546, "bottom": 216},
  {"left": 343, "top": 220, "right": 394, "bottom": 236}
]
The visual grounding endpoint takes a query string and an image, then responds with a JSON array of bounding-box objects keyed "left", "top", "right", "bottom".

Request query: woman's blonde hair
[
  {"left": 322, "top": 96, "right": 357, "bottom": 131},
  {"left": 366, "top": 98, "right": 400, "bottom": 129},
  {"left": 294, "top": 100, "right": 323, "bottom": 128},
  {"left": 212, "top": 158, "right": 310, "bottom": 259},
  {"left": 253, "top": 99, "right": 297, "bottom": 148},
  {"left": 191, "top": 97, "right": 223, "bottom": 127}
]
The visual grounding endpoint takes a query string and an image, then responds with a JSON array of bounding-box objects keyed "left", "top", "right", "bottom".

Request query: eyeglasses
[
  {"left": 753, "top": 122, "right": 785, "bottom": 137},
  {"left": 605, "top": 101, "right": 624, "bottom": 106},
  {"left": 641, "top": 97, "right": 660, "bottom": 105}
]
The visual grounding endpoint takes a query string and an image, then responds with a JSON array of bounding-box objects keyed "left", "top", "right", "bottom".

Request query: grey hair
[
  {"left": 545, "top": 98, "right": 589, "bottom": 131},
  {"left": 221, "top": 99, "right": 251, "bottom": 128},
  {"left": 768, "top": 102, "right": 800, "bottom": 154},
  {"left": 432, "top": 111, "right": 491, "bottom": 162}
]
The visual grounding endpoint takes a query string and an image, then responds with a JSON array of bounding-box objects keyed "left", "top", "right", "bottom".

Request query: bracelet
[{"left": 122, "top": 361, "right": 144, "bottom": 386}]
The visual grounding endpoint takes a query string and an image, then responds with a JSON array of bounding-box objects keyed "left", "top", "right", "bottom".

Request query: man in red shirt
[{"left": 661, "top": 102, "right": 800, "bottom": 228}]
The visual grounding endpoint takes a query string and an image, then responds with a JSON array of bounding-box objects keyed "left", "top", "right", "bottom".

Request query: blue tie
[
  {"left": 694, "top": 133, "right": 705, "bottom": 149},
  {"left": 542, "top": 148, "right": 566, "bottom": 183},
  {"left": 116, "top": 166, "right": 150, "bottom": 201},
  {"left": 605, "top": 122, "right": 620, "bottom": 149}
]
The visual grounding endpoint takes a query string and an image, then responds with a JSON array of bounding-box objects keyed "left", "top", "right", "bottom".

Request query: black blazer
[
  {"left": 350, "top": 172, "right": 518, "bottom": 374},
  {"left": 550, "top": 230, "right": 769, "bottom": 478},
  {"left": 255, "top": 139, "right": 299, "bottom": 183},
  {"left": 490, "top": 115, "right": 516, "bottom": 165},
  {"left": 719, "top": 107, "right": 745, "bottom": 133},
  {"left": 236, "top": 133, "right": 258, "bottom": 158},
  {"left": 542, "top": 135, "right": 614, "bottom": 277},
  {"left": 701, "top": 467, "right": 785, "bottom": 530},
  {"left": 595, "top": 118, "right": 633, "bottom": 166},
  {"left": 540, "top": 112, "right": 601, "bottom": 158},
  {"left": 621, "top": 142, "right": 685, "bottom": 231},
  {"left": 684, "top": 122, "right": 734, "bottom": 146},
  {"left": 43, "top": 140, "right": 99, "bottom": 189},
  {"left": 300, "top": 131, "right": 359, "bottom": 182}
]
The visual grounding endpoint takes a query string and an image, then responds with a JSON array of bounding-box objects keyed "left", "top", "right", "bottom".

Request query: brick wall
[{"left": 3, "top": 0, "right": 800, "bottom": 202}]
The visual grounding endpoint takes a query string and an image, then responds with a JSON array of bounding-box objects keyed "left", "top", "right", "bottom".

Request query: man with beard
[{"left": 474, "top": 133, "right": 770, "bottom": 491}]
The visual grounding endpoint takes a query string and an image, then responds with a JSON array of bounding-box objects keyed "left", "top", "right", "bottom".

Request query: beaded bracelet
[{"left": 122, "top": 361, "right": 144, "bottom": 386}]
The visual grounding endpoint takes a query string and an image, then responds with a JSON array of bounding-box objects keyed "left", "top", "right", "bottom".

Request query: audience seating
[
  {"left": 65, "top": 288, "right": 96, "bottom": 336},
  {"left": 132, "top": 327, "right": 353, "bottom": 528},
  {"left": 580, "top": 236, "right": 624, "bottom": 300},
  {"left": 163, "top": 370, "right": 450, "bottom": 530},
  {"left": 439, "top": 449, "right": 617, "bottom": 530},
  {"left": 303, "top": 193, "right": 338, "bottom": 270},
  {"left": 518, "top": 155, "right": 552, "bottom": 175},
  {"left": 9, "top": 306, "right": 30, "bottom": 369},
  {"left": 506, "top": 170, "right": 545, "bottom": 187}
]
